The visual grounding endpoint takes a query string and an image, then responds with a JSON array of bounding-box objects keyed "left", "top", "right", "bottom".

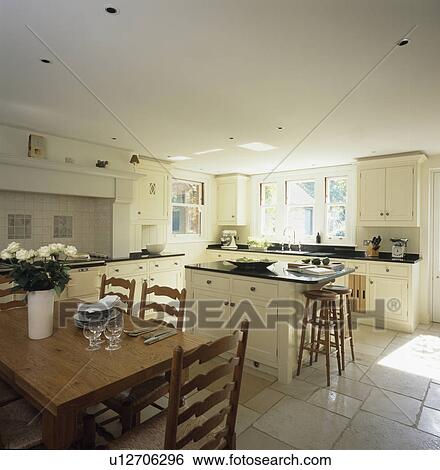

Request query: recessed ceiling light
[
  {"left": 238, "top": 142, "right": 277, "bottom": 152},
  {"left": 277, "top": 126, "right": 284, "bottom": 130},
  {"left": 40, "top": 58, "right": 52, "bottom": 64},
  {"left": 194, "top": 148, "right": 223, "bottom": 155},
  {"left": 111, "top": 137, "right": 117, "bottom": 140},
  {"left": 167, "top": 155, "right": 192, "bottom": 161},
  {"left": 105, "top": 6, "right": 120, "bottom": 15},
  {"left": 397, "top": 38, "right": 411, "bottom": 47},
  {"left": 229, "top": 137, "right": 234, "bottom": 140}
]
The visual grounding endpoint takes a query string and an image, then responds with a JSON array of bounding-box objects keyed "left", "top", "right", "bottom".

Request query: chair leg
[
  {"left": 296, "top": 298, "right": 309, "bottom": 376},
  {"left": 315, "top": 305, "right": 323, "bottom": 363},
  {"left": 338, "top": 294, "right": 346, "bottom": 370},
  {"left": 323, "top": 301, "right": 331, "bottom": 387},
  {"left": 346, "top": 295, "right": 355, "bottom": 361}
]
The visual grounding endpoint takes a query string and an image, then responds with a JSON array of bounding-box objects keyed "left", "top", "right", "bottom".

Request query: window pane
[
  {"left": 261, "top": 182, "right": 277, "bottom": 206},
  {"left": 287, "top": 206, "right": 313, "bottom": 239},
  {"left": 261, "top": 207, "right": 277, "bottom": 236},
  {"left": 172, "top": 206, "right": 201, "bottom": 235},
  {"left": 327, "top": 206, "right": 346, "bottom": 237},
  {"left": 327, "top": 177, "right": 347, "bottom": 204},
  {"left": 172, "top": 180, "right": 202, "bottom": 204},
  {"left": 286, "top": 181, "right": 315, "bottom": 205}
]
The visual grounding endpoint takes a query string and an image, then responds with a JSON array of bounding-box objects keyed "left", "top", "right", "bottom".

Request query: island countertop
[{"left": 185, "top": 261, "right": 354, "bottom": 284}]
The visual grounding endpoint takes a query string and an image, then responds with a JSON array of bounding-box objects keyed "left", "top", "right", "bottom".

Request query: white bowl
[{"left": 145, "top": 243, "right": 166, "bottom": 254}]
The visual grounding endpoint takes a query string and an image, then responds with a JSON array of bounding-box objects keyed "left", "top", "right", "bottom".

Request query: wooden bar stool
[
  {"left": 297, "top": 289, "right": 342, "bottom": 386},
  {"left": 323, "top": 284, "right": 355, "bottom": 370}
]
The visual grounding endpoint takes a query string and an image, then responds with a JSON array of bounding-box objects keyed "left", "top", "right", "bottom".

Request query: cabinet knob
[
  {"left": 230, "top": 302, "right": 236, "bottom": 307},
  {"left": 155, "top": 264, "right": 159, "bottom": 267},
  {"left": 380, "top": 212, "right": 384, "bottom": 216},
  {"left": 370, "top": 280, "right": 373, "bottom": 284},
  {"left": 231, "top": 215, "right": 235, "bottom": 218},
  {"left": 139, "top": 266, "right": 143, "bottom": 269},
  {"left": 138, "top": 211, "right": 141, "bottom": 215},
  {"left": 115, "top": 268, "right": 120, "bottom": 272},
  {"left": 150, "top": 278, "right": 154, "bottom": 282},
  {"left": 250, "top": 286, "right": 256, "bottom": 292},
  {"left": 174, "top": 262, "right": 178, "bottom": 265},
  {"left": 386, "top": 268, "right": 390, "bottom": 272},
  {"left": 386, "top": 212, "right": 390, "bottom": 216},
  {"left": 224, "top": 301, "right": 229, "bottom": 306},
  {"left": 354, "top": 266, "right": 358, "bottom": 270},
  {"left": 206, "top": 280, "right": 212, "bottom": 285}
]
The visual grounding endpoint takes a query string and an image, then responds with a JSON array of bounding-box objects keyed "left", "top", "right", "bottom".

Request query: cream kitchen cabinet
[
  {"left": 63, "top": 265, "right": 105, "bottom": 302},
  {"left": 216, "top": 175, "right": 249, "bottom": 225},
  {"left": 132, "top": 170, "right": 170, "bottom": 224},
  {"left": 368, "top": 275, "right": 408, "bottom": 324},
  {"left": 357, "top": 154, "right": 426, "bottom": 227}
]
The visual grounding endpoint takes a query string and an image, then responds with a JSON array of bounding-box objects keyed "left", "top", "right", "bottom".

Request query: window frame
[
  {"left": 325, "top": 175, "right": 349, "bottom": 241},
  {"left": 259, "top": 182, "right": 279, "bottom": 237},
  {"left": 285, "top": 179, "right": 316, "bottom": 242},
  {"left": 170, "top": 178, "right": 205, "bottom": 241}
]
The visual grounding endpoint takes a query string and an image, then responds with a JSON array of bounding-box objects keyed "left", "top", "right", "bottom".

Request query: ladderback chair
[
  {"left": 103, "top": 282, "right": 187, "bottom": 433},
  {"left": 99, "top": 274, "right": 135, "bottom": 316},
  {"left": 0, "top": 275, "right": 26, "bottom": 311},
  {"left": 139, "top": 281, "right": 187, "bottom": 330},
  {"left": 107, "top": 320, "right": 249, "bottom": 450}
]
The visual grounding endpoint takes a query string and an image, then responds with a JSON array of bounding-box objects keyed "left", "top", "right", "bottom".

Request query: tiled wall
[{"left": 0, "top": 191, "right": 113, "bottom": 255}]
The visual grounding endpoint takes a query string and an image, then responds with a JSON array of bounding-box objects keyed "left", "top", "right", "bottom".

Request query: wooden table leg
[{"left": 42, "top": 408, "right": 77, "bottom": 449}]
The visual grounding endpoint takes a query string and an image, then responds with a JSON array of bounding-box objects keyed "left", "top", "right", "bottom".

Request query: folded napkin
[{"left": 76, "top": 295, "right": 125, "bottom": 322}]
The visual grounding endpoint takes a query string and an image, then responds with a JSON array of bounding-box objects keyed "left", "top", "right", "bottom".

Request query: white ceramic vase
[{"left": 27, "top": 289, "right": 55, "bottom": 340}]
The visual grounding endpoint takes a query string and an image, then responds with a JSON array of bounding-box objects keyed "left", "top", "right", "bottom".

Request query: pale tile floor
[
  {"left": 97, "top": 323, "right": 440, "bottom": 450},
  {"left": 235, "top": 323, "right": 440, "bottom": 450}
]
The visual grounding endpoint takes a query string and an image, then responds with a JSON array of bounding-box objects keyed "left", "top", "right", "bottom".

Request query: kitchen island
[{"left": 186, "top": 260, "right": 354, "bottom": 383}]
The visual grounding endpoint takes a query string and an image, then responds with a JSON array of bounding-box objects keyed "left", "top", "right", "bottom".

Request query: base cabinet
[{"left": 368, "top": 276, "right": 408, "bottom": 324}]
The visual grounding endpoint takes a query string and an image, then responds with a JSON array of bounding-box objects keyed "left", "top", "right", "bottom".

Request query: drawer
[
  {"left": 346, "top": 261, "right": 367, "bottom": 274},
  {"left": 231, "top": 278, "right": 278, "bottom": 299},
  {"left": 369, "top": 263, "right": 409, "bottom": 278},
  {"left": 149, "top": 257, "right": 182, "bottom": 272},
  {"left": 107, "top": 262, "right": 146, "bottom": 277},
  {"left": 192, "top": 271, "right": 230, "bottom": 292}
]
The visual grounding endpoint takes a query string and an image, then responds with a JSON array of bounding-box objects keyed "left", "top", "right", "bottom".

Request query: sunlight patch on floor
[{"left": 378, "top": 334, "right": 440, "bottom": 381}]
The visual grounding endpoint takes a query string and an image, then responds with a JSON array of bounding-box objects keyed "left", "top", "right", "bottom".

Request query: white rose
[
  {"left": 64, "top": 245, "right": 78, "bottom": 257},
  {"left": 15, "top": 249, "right": 30, "bottom": 261},
  {"left": 27, "top": 249, "right": 38, "bottom": 259},
  {"left": 38, "top": 246, "right": 51, "bottom": 258},
  {"left": 1, "top": 249, "right": 13, "bottom": 260},
  {"left": 5, "top": 241, "right": 21, "bottom": 253}
]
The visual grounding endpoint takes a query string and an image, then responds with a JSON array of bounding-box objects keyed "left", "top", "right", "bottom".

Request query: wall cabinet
[
  {"left": 132, "top": 170, "right": 170, "bottom": 224},
  {"left": 216, "top": 175, "right": 249, "bottom": 225},
  {"left": 357, "top": 154, "right": 426, "bottom": 227}
]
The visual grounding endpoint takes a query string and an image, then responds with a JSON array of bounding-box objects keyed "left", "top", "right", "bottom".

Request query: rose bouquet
[{"left": 1, "top": 242, "right": 77, "bottom": 295}]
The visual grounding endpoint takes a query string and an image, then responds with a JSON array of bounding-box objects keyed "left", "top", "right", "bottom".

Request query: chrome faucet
[{"left": 282, "top": 227, "right": 296, "bottom": 251}]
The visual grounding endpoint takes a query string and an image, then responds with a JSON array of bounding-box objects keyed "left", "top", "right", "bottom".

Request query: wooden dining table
[{"left": 0, "top": 300, "right": 208, "bottom": 449}]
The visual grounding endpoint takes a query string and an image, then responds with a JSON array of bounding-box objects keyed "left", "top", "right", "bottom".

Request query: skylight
[{"left": 194, "top": 148, "right": 223, "bottom": 155}]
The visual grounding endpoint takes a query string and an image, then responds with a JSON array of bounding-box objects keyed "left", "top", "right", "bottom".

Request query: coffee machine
[
  {"left": 390, "top": 238, "right": 408, "bottom": 258},
  {"left": 220, "top": 230, "right": 238, "bottom": 250}
]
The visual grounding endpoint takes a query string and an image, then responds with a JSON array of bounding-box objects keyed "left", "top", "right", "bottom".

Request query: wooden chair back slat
[
  {"left": 139, "top": 281, "right": 186, "bottom": 331},
  {"left": 181, "top": 357, "right": 238, "bottom": 396},
  {"left": 175, "top": 405, "right": 231, "bottom": 449},
  {"left": 99, "top": 274, "right": 135, "bottom": 316},
  {"left": 182, "top": 332, "right": 240, "bottom": 368},
  {"left": 164, "top": 320, "right": 249, "bottom": 450},
  {"left": 0, "top": 275, "right": 26, "bottom": 311},
  {"left": 178, "top": 383, "right": 235, "bottom": 425}
]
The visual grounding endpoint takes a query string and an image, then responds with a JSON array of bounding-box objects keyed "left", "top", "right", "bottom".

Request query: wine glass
[
  {"left": 83, "top": 322, "right": 100, "bottom": 351},
  {"left": 105, "top": 310, "right": 124, "bottom": 351}
]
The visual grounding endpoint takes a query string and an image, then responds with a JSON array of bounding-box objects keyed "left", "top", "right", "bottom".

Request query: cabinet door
[
  {"left": 148, "top": 270, "right": 182, "bottom": 303},
  {"left": 193, "top": 288, "right": 230, "bottom": 340},
  {"left": 359, "top": 168, "right": 386, "bottom": 222},
  {"left": 136, "top": 171, "right": 169, "bottom": 221},
  {"left": 217, "top": 181, "right": 237, "bottom": 225},
  {"left": 368, "top": 275, "right": 408, "bottom": 323},
  {"left": 230, "top": 297, "right": 278, "bottom": 366},
  {"left": 385, "top": 166, "right": 414, "bottom": 222}
]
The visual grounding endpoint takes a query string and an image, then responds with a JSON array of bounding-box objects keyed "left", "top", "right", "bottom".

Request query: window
[
  {"left": 171, "top": 179, "right": 204, "bottom": 236},
  {"left": 285, "top": 180, "right": 315, "bottom": 240},
  {"left": 260, "top": 182, "right": 277, "bottom": 236},
  {"left": 325, "top": 176, "right": 347, "bottom": 238}
]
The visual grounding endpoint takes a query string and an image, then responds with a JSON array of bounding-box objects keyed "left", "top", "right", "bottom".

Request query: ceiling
[{"left": 1, "top": 0, "right": 439, "bottom": 175}]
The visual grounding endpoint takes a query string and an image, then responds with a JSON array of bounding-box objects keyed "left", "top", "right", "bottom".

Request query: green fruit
[
  {"left": 322, "top": 258, "right": 330, "bottom": 265},
  {"left": 312, "top": 258, "right": 321, "bottom": 266},
  {"left": 302, "top": 259, "right": 311, "bottom": 264}
]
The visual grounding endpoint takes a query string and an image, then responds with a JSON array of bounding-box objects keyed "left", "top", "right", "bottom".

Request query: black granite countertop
[
  {"left": 0, "top": 252, "right": 185, "bottom": 273},
  {"left": 186, "top": 261, "right": 355, "bottom": 284},
  {"left": 206, "top": 245, "right": 420, "bottom": 264}
]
